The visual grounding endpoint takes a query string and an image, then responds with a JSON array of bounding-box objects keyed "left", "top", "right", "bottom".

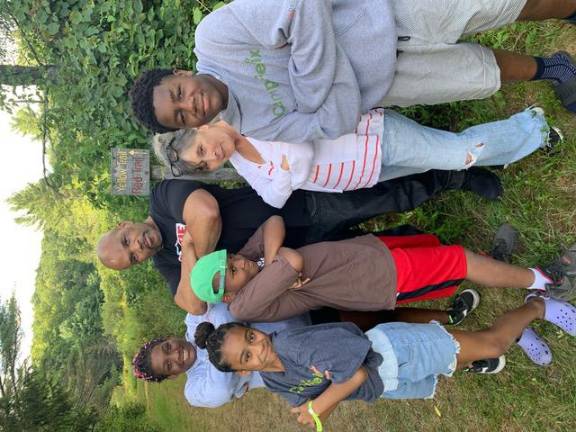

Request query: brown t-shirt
[{"left": 228, "top": 229, "right": 397, "bottom": 322}]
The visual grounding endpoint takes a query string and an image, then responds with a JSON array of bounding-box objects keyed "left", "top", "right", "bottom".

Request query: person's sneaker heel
[
  {"left": 465, "top": 355, "right": 506, "bottom": 374},
  {"left": 448, "top": 289, "right": 480, "bottom": 325}
]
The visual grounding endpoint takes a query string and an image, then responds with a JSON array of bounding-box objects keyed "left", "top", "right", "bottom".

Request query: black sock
[
  {"left": 566, "top": 10, "right": 576, "bottom": 22},
  {"left": 532, "top": 53, "right": 576, "bottom": 84}
]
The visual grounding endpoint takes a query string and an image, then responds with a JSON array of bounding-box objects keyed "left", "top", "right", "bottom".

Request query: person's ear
[{"left": 236, "top": 370, "right": 250, "bottom": 377}]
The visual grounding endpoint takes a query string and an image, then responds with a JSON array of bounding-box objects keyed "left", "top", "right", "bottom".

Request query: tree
[
  {"left": 0, "top": 296, "right": 98, "bottom": 432},
  {"left": 9, "top": 105, "right": 41, "bottom": 137},
  {"left": 0, "top": 293, "right": 21, "bottom": 401}
]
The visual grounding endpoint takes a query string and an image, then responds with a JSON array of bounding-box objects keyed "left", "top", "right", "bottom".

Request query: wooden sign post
[
  {"left": 110, "top": 148, "right": 150, "bottom": 196},
  {"left": 110, "top": 148, "right": 245, "bottom": 196}
]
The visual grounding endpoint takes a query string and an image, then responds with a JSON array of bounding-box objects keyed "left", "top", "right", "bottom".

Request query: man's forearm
[
  {"left": 189, "top": 214, "right": 222, "bottom": 257},
  {"left": 174, "top": 240, "right": 207, "bottom": 315}
]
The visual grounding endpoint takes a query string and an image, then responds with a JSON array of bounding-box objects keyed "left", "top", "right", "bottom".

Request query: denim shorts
[{"left": 366, "top": 322, "right": 460, "bottom": 399}]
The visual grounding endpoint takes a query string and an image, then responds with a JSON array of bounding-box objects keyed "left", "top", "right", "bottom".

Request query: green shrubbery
[
  {"left": 2, "top": 0, "right": 227, "bottom": 425},
  {"left": 2, "top": 1, "right": 575, "bottom": 430}
]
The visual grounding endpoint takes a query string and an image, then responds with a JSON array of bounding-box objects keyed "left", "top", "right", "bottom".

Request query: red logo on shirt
[{"left": 175, "top": 223, "right": 187, "bottom": 261}]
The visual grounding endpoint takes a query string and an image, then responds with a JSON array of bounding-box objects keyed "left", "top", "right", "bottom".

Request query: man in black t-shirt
[{"left": 97, "top": 168, "right": 500, "bottom": 314}]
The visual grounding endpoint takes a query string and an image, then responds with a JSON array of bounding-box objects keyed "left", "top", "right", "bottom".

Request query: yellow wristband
[{"left": 307, "top": 401, "right": 323, "bottom": 432}]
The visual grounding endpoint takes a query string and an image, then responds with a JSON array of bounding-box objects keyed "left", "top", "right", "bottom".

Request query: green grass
[{"left": 117, "top": 21, "right": 576, "bottom": 432}]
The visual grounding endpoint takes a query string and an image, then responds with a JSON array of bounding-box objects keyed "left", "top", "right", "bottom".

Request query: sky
[{"left": 0, "top": 108, "right": 45, "bottom": 358}]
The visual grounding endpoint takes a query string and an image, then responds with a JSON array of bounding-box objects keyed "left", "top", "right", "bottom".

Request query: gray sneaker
[
  {"left": 543, "top": 244, "right": 576, "bottom": 301},
  {"left": 490, "top": 224, "right": 519, "bottom": 263}
]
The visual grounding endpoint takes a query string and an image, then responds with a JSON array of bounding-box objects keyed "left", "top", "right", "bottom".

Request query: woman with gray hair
[{"left": 151, "top": 107, "right": 560, "bottom": 209}]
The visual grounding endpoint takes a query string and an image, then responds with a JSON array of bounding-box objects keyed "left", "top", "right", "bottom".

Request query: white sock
[{"left": 528, "top": 268, "right": 552, "bottom": 290}]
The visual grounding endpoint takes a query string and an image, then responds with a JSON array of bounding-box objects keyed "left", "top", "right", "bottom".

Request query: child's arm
[
  {"left": 233, "top": 143, "right": 314, "bottom": 209},
  {"left": 228, "top": 259, "right": 306, "bottom": 322},
  {"left": 235, "top": 158, "right": 294, "bottom": 209},
  {"left": 277, "top": 247, "right": 310, "bottom": 288},
  {"left": 262, "top": 215, "right": 286, "bottom": 265},
  {"left": 290, "top": 367, "right": 368, "bottom": 428},
  {"left": 277, "top": 247, "right": 304, "bottom": 273}
]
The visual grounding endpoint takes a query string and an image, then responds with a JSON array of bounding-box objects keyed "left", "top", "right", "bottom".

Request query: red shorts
[{"left": 378, "top": 234, "right": 467, "bottom": 304}]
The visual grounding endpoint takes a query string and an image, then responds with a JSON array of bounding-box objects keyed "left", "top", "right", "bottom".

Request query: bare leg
[
  {"left": 494, "top": 50, "right": 538, "bottom": 81},
  {"left": 449, "top": 298, "right": 545, "bottom": 368},
  {"left": 465, "top": 249, "right": 536, "bottom": 288},
  {"left": 517, "top": 0, "right": 576, "bottom": 21},
  {"left": 339, "top": 308, "right": 449, "bottom": 332}
]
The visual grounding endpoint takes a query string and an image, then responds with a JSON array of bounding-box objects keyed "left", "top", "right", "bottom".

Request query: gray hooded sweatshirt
[{"left": 194, "top": 0, "right": 397, "bottom": 143}]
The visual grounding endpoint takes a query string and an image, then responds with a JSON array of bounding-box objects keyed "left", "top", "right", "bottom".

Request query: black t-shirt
[{"left": 150, "top": 179, "right": 312, "bottom": 295}]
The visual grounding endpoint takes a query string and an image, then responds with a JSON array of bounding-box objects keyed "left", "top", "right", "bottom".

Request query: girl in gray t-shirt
[{"left": 195, "top": 296, "right": 575, "bottom": 430}]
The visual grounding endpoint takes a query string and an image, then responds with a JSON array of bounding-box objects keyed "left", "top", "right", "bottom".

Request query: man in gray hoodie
[{"left": 130, "top": 0, "right": 576, "bottom": 142}]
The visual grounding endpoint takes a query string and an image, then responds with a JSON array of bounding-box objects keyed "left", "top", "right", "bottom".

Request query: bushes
[{"left": 95, "top": 402, "right": 162, "bottom": 432}]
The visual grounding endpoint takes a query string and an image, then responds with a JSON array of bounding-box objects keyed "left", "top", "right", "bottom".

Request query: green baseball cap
[{"left": 191, "top": 249, "right": 227, "bottom": 303}]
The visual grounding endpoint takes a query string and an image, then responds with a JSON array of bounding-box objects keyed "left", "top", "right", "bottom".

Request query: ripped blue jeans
[{"left": 379, "top": 107, "right": 549, "bottom": 181}]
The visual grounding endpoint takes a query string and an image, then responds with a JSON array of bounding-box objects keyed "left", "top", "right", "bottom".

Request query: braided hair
[
  {"left": 132, "top": 337, "right": 168, "bottom": 382},
  {"left": 129, "top": 69, "right": 176, "bottom": 133},
  {"left": 194, "top": 321, "right": 246, "bottom": 372}
]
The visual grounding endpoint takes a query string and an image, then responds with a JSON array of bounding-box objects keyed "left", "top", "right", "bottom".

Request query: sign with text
[{"left": 111, "top": 148, "right": 150, "bottom": 196}]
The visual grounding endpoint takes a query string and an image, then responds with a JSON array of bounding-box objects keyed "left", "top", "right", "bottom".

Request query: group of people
[{"left": 96, "top": 0, "right": 576, "bottom": 429}]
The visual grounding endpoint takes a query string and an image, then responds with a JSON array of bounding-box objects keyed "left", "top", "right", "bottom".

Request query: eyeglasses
[{"left": 166, "top": 138, "right": 183, "bottom": 177}]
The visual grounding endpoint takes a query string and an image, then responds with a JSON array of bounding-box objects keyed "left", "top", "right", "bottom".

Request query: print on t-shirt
[
  {"left": 175, "top": 223, "right": 187, "bottom": 261},
  {"left": 288, "top": 368, "right": 326, "bottom": 396}
]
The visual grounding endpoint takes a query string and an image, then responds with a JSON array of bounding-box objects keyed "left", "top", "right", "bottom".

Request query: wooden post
[
  {"left": 111, "top": 148, "right": 246, "bottom": 196},
  {"left": 110, "top": 148, "right": 150, "bottom": 195}
]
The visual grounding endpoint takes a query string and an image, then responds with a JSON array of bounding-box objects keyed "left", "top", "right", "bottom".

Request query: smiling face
[
  {"left": 150, "top": 337, "right": 197, "bottom": 377},
  {"left": 152, "top": 71, "right": 227, "bottom": 129},
  {"left": 212, "top": 254, "right": 260, "bottom": 301},
  {"left": 97, "top": 221, "right": 163, "bottom": 270},
  {"left": 219, "top": 327, "right": 281, "bottom": 372},
  {"left": 178, "top": 124, "right": 237, "bottom": 172}
]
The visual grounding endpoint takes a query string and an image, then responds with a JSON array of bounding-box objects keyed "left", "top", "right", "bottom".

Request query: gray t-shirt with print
[{"left": 260, "top": 322, "right": 384, "bottom": 406}]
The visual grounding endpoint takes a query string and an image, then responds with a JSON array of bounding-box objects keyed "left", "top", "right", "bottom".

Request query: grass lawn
[{"left": 125, "top": 20, "right": 576, "bottom": 432}]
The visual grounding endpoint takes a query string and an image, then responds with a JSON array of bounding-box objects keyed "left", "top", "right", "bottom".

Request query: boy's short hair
[
  {"left": 129, "top": 68, "right": 177, "bottom": 133},
  {"left": 191, "top": 250, "right": 227, "bottom": 303}
]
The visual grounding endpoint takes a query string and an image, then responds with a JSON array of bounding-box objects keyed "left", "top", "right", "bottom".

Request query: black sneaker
[
  {"left": 464, "top": 355, "right": 506, "bottom": 374},
  {"left": 490, "top": 223, "right": 519, "bottom": 263},
  {"left": 542, "top": 125, "right": 564, "bottom": 155},
  {"left": 461, "top": 167, "right": 503, "bottom": 201},
  {"left": 447, "top": 289, "right": 480, "bottom": 325}
]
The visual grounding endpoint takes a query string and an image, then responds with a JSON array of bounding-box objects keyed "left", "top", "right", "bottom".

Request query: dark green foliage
[
  {"left": 0, "top": 368, "right": 98, "bottom": 432},
  {"left": 3, "top": 0, "right": 223, "bottom": 411},
  {"left": 94, "top": 403, "right": 161, "bottom": 432},
  {"left": 2, "top": 0, "right": 226, "bottom": 208},
  {"left": 0, "top": 294, "right": 22, "bottom": 401},
  {"left": 0, "top": 298, "right": 98, "bottom": 432}
]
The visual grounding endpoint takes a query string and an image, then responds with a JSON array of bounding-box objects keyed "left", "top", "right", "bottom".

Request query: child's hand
[
  {"left": 290, "top": 273, "right": 311, "bottom": 289},
  {"left": 281, "top": 154, "right": 290, "bottom": 171},
  {"left": 290, "top": 403, "right": 316, "bottom": 430}
]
